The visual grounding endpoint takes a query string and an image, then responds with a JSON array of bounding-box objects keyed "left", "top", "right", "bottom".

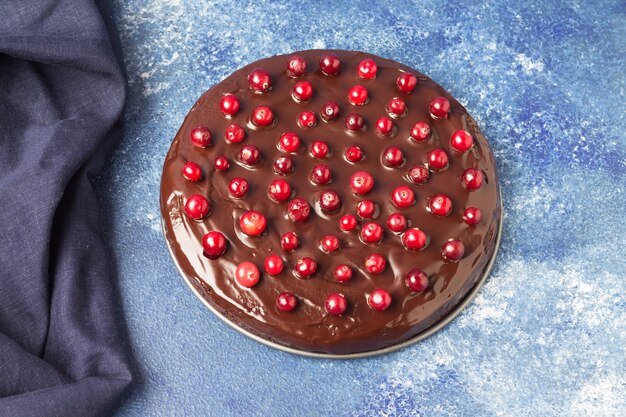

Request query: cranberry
[
  {"left": 463, "top": 207, "right": 482, "bottom": 225},
  {"left": 239, "top": 210, "right": 267, "bottom": 236},
  {"left": 239, "top": 144, "right": 261, "bottom": 166},
  {"left": 319, "top": 190, "right": 341, "bottom": 213},
  {"left": 407, "top": 165, "right": 430, "bottom": 184},
  {"left": 442, "top": 239, "right": 465, "bottom": 262},
  {"left": 325, "top": 293, "right": 347, "bottom": 315},
  {"left": 391, "top": 186, "right": 415, "bottom": 208},
  {"left": 294, "top": 257, "right": 317, "bottom": 278},
  {"left": 375, "top": 117, "right": 395, "bottom": 137},
  {"left": 319, "top": 53, "right": 341, "bottom": 76},
  {"left": 202, "top": 231, "right": 227, "bottom": 258},
  {"left": 298, "top": 111, "right": 317, "bottom": 128},
  {"left": 405, "top": 269, "right": 429, "bottom": 292},
  {"left": 450, "top": 130, "right": 474, "bottom": 152},
  {"left": 286, "top": 55, "right": 306, "bottom": 77},
  {"left": 320, "top": 234, "right": 340, "bottom": 253},
  {"left": 387, "top": 213, "right": 407, "bottom": 233},
  {"left": 383, "top": 146, "right": 404, "bottom": 167},
  {"left": 402, "top": 228, "right": 428, "bottom": 250},
  {"left": 185, "top": 194, "right": 210, "bottom": 220},
  {"left": 264, "top": 255, "right": 284, "bottom": 276},
  {"left": 339, "top": 214, "right": 358, "bottom": 232},
  {"left": 273, "top": 155, "right": 294, "bottom": 175},
  {"left": 310, "top": 164, "right": 331, "bottom": 185},
  {"left": 310, "top": 140, "right": 329, "bottom": 158},
  {"left": 429, "top": 96, "right": 450, "bottom": 119},
  {"left": 214, "top": 156, "right": 230, "bottom": 171},
  {"left": 224, "top": 124, "right": 244, "bottom": 144},
  {"left": 292, "top": 81, "right": 313, "bottom": 102},
  {"left": 396, "top": 73, "right": 417, "bottom": 93},
  {"left": 357, "top": 200, "right": 376, "bottom": 219},
  {"left": 350, "top": 171, "right": 374, "bottom": 195},
  {"left": 235, "top": 262, "right": 260, "bottom": 288},
  {"left": 248, "top": 68, "right": 271, "bottom": 92},
  {"left": 287, "top": 198, "right": 311, "bottom": 222},
  {"left": 348, "top": 85, "right": 368, "bottom": 105},
  {"left": 427, "top": 148, "right": 449, "bottom": 171},
  {"left": 278, "top": 132, "right": 301, "bottom": 153},
  {"left": 364, "top": 253, "right": 386, "bottom": 274},
  {"left": 357, "top": 58, "right": 377, "bottom": 79},
  {"left": 320, "top": 100, "right": 340, "bottom": 122},
  {"left": 281, "top": 232, "right": 299, "bottom": 251},
  {"left": 345, "top": 145, "right": 364, "bottom": 163},
  {"left": 182, "top": 161, "right": 202, "bottom": 182},
  {"left": 429, "top": 194, "right": 453, "bottom": 217},
  {"left": 190, "top": 126, "right": 211, "bottom": 148},
  {"left": 251, "top": 105, "right": 274, "bottom": 127},
  {"left": 360, "top": 222, "right": 383, "bottom": 244},
  {"left": 220, "top": 94, "right": 240, "bottom": 117},
  {"left": 462, "top": 168, "right": 484, "bottom": 190},
  {"left": 228, "top": 177, "right": 249, "bottom": 198},
  {"left": 368, "top": 289, "right": 392, "bottom": 311},
  {"left": 387, "top": 97, "right": 407, "bottom": 118},
  {"left": 276, "top": 292, "right": 298, "bottom": 311},
  {"left": 334, "top": 265, "right": 353, "bottom": 282},
  {"left": 268, "top": 179, "right": 292, "bottom": 202},
  {"left": 410, "top": 121, "right": 431, "bottom": 142},
  {"left": 345, "top": 113, "right": 365, "bottom": 132}
]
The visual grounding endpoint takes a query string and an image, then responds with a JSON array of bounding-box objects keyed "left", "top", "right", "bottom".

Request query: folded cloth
[{"left": 0, "top": 1, "right": 132, "bottom": 416}]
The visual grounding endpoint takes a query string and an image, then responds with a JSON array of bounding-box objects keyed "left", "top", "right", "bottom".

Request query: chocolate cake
[{"left": 160, "top": 50, "right": 501, "bottom": 355}]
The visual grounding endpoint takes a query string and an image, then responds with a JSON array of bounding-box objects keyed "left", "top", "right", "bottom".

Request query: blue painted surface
[{"left": 99, "top": 1, "right": 625, "bottom": 415}]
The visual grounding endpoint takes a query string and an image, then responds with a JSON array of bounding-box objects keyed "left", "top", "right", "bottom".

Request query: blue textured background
[{"left": 99, "top": 1, "right": 625, "bottom": 415}]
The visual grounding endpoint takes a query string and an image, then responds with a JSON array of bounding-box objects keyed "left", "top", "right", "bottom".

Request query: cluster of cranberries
[{"left": 179, "top": 53, "right": 488, "bottom": 317}]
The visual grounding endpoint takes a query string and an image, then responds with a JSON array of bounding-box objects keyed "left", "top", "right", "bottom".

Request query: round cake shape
[{"left": 160, "top": 50, "right": 501, "bottom": 355}]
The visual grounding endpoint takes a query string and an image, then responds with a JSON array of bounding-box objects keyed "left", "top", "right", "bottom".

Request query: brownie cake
[{"left": 160, "top": 50, "right": 500, "bottom": 355}]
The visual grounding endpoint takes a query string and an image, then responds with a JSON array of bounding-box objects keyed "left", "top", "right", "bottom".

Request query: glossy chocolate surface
[{"left": 160, "top": 50, "right": 500, "bottom": 354}]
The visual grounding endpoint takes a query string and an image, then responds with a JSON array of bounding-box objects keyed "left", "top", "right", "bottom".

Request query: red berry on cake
[
  {"left": 405, "top": 269, "right": 429, "bottom": 293},
  {"left": 360, "top": 222, "right": 383, "bottom": 244},
  {"left": 228, "top": 177, "right": 249, "bottom": 198},
  {"left": 462, "top": 168, "right": 484, "bottom": 190},
  {"left": 442, "top": 239, "right": 465, "bottom": 262},
  {"left": 429, "top": 194, "right": 453, "bottom": 217},
  {"left": 383, "top": 146, "right": 404, "bottom": 167},
  {"left": 357, "top": 200, "right": 376, "bottom": 219},
  {"left": 386, "top": 97, "right": 407, "bottom": 118},
  {"left": 202, "top": 231, "right": 227, "bottom": 258},
  {"left": 450, "top": 130, "right": 474, "bottom": 152},
  {"left": 219, "top": 94, "right": 240, "bottom": 117},
  {"left": 248, "top": 68, "right": 271, "bottom": 93},
  {"left": 410, "top": 121, "right": 431, "bottom": 142},
  {"left": 463, "top": 207, "right": 482, "bottom": 225},
  {"left": 224, "top": 124, "right": 245, "bottom": 144},
  {"left": 402, "top": 228, "right": 428, "bottom": 251},
  {"left": 292, "top": 81, "right": 313, "bottom": 102},
  {"left": 310, "top": 140, "right": 329, "bottom": 158},
  {"left": 387, "top": 213, "right": 407, "bottom": 233},
  {"left": 396, "top": 73, "right": 417, "bottom": 93},
  {"left": 281, "top": 232, "right": 299, "bottom": 251},
  {"left": 429, "top": 96, "right": 450, "bottom": 119},
  {"left": 350, "top": 171, "right": 374, "bottom": 195},
  {"left": 214, "top": 156, "right": 230, "bottom": 171},
  {"left": 406, "top": 165, "right": 430, "bottom": 185},
  {"left": 239, "top": 210, "right": 267, "bottom": 236},
  {"left": 345, "top": 113, "right": 365, "bottom": 132},
  {"left": 357, "top": 58, "right": 377, "bottom": 79},
  {"left": 334, "top": 265, "right": 353, "bottom": 282},
  {"left": 325, "top": 293, "right": 347, "bottom": 315},
  {"left": 345, "top": 145, "right": 364, "bottom": 163},
  {"left": 375, "top": 117, "right": 395, "bottom": 136},
  {"left": 268, "top": 179, "right": 292, "bottom": 202},
  {"left": 339, "top": 214, "right": 357, "bottom": 232},
  {"left": 278, "top": 132, "right": 301, "bottom": 153},
  {"left": 182, "top": 161, "right": 202, "bottom": 182},
  {"left": 287, "top": 198, "right": 311, "bottom": 222},
  {"left": 264, "top": 255, "right": 284, "bottom": 276},
  {"left": 348, "top": 85, "right": 368, "bottom": 105},
  {"left": 319, "top": 190, "right": 341, "bottom": 213},
  {"left": 426, "top": 148, "right": 449, "bottom": 171},
  {"left": 276, "top": 292, "right": 298, "bottom": 311},
  {"left": 185, "top": 194, "right": 210, "bottom": 220},
  {"left": 391, "top": 185, "right": 415, "bottom": 208},
  {"left": 286, "top": 55, "right": 306, "bottom": 77},
  {"left": 298, "top": 111, "right": 317, "bottom": 128},
  {"left": 273, "top": 155, "right": 294, "bottom": 175},
  {"left": 294, "top": 257, "right": 317, "bottom": 278},
  {"left": 251, "top": 105, "right": 274, "bottom": 127},
  {"left": 319, "top": 53, "right": 341, "bottom": 76},
  {"left": 364, "top": 253, "right": 386, "bottom": 274},
  {"left": 368, "top": 289, "right": 392, "bottom": 311},
  {"left": 320, "top": 235, "right": 340, "bottom": 253},
  {"left": 310, "top": 164, "right": 331, "bottom": 185},
  {"left": 320, "top": 100, "right": 340, "bottom": 122},
  {"left": 239, "top": 144, "right": 261, "bottom": 166},
  {"left": 235, "top": 262, "right": 260, "bottom": 288},
  {"left": 190, "top": 126, "right": 211, "bottom": 148}
]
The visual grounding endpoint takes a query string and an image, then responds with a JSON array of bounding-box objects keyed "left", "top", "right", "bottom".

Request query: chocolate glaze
[{"left": 160, "top": 50, "right": 500, "bottom": 354}]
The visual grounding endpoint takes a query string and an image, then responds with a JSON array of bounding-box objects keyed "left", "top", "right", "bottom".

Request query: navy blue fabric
[{"left": 0, "top": 1, "right": 131, "bottom": 416}]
